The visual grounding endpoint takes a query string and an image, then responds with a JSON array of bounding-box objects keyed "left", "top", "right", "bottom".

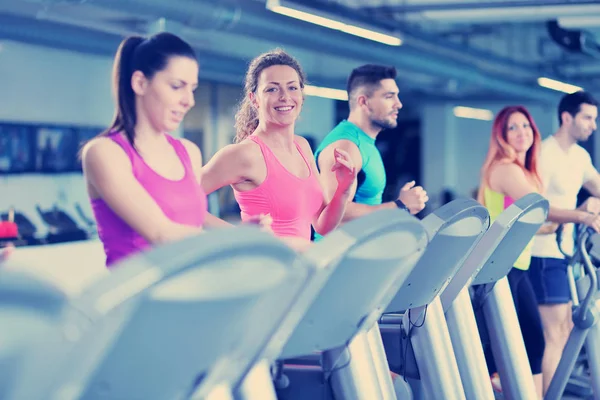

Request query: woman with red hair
[{"left": 478, "top": 105, "right": 555, "bottom": 398}]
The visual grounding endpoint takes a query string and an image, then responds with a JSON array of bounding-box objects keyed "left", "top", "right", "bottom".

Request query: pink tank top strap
[
  {"left": 248, "top": 135, "right": 311, "bottom": 171},
  {"left": 165, "top": 135, "right": 195, "bottom": 174},
  {"left": 107, "top": 132, "right": 148, "bottom": 175},
  {"left": 108, "top": 132, "right": 136, "bottom": 160},
  {"left": 108, "top": 132, "right": 195, "bottom": 177},
  {"left": 293, "top": 139, "right": 313, "bottom": 171},
  {"left": 247, "top": 135, "right": 271, "bottom": 160}
]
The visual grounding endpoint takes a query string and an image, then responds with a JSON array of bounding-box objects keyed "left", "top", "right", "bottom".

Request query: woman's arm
[
  {"left": 186, "top": 140, "right": 272, "bottom": 231},
  {"left": 180, "top": 139, "right": 234, "bottom": 229},
  {"left": 296, "top": 136, "right": 355, "bottom": 236},
  {"left": 489, "top": 162, "right": 537, "bottom": 202},
  {"left": 200, "top": 143, "right": 255, "bottom": 195},
  {"left": 489, "top": 162, "right": 557, "bottom": 234},
  {"left": 83, "top": 138, "right": 203, "bottom": 244}
]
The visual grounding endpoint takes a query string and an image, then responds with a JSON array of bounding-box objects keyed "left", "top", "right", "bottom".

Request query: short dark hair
[
  {"left": 347, "top": 64, "right": 397, "bottom": 107},
  {"left": 558, "top": 91, "right": 598, "bottom": 126}
]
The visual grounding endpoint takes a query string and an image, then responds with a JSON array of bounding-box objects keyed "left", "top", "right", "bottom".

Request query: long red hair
[{"left": 477, "top": 105, "right": 543, "bottom": 204}]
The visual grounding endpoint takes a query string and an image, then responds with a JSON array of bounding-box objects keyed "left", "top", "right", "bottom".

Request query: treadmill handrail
[
  {"left": 333, "top": 207, "right": 423, "bottom": 243},
  {"left": 423, "top": 197, "right": 490, "bottom": 238},
  {"left": 431, "top": 197, "right": 490, "bottom": 222},
  {"left": 74, "top": 226, "right": 300, "bottom": 315},
  {"left": 301, "top": 208, "right": 427, "bottom": 275},
  {"left": 578, "top": 228, "right": 598, "bottom": 319},
  {"left": 470, "top": 193, "right": 550, "bottom": 285},
  {"left": 493, "top": 193, "right": 549, "bottom": 228},
  {"left": 0, "top": 269, "right": 68, "bottom": 314},
  {"left": 75, "top": 203, "right": 95, "bottom": 228},
  {"left": 441, "top": 193, "right": 549, "bottom": 306},
  {"left": 556, "top": 224, "right": 570, "bottom": 259},
  {"left": 278, "top": 208, "right": 429, "bottom": 358},
  {"left": 36, "top": 204, "right": 79, "bottom": 230},
  {"left": 35, "top": 204, "right": 55, "bottom": 228},
  {"left": 384, "top": 198, "right": 490, "bottom": 314}
]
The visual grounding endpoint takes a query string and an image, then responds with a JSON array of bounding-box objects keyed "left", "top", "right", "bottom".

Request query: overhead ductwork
[
  {"left": 0, "top": 12, "right": 247, "bottom": 84},
  {"left": 72, "top": 0, "right": 564, "bottom": 103},
  {"left": 360, "top": 0, "right": 600, "bottom": 21},
  {"left": 8, "top": 0, "right": 592, "bottom": 101},
  {"left": 0, "top": 11, "right": 119, "bottom": 55},
  {"left": 0, "top": 12, "right": 348, "bottom": 88},
  {"left": 548, "top": 20, "right": 600, "bottom": 59}
]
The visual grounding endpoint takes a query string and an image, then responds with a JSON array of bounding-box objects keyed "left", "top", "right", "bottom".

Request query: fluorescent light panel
[
  {"left": 266, "top": 0, "right": 402, "bottom": 46},
  {"left": 453, "top": 106, "right": 494, "bottom": 121},
  {"left": 558, "top": 16, "right": 600, "bottom": 28},
  {"left": 537, "top": 77, "right": 583, "bottom": 94},
  {"left": 419, "top": 4, "right": 600, "bottom": 21},
  {"left": 304, "top": 85, "right": 348, "bottom": 101}
]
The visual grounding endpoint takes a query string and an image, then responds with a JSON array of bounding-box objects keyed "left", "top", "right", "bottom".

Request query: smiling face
[
  {"left": 250, "top": 64, "right": 303, "bottom": 129},
  {"left": 505, "top": 111, "right": 534, "bottom": 155},
  {"left": 133, "top": 55, "right": 199, "bottom": 133}
]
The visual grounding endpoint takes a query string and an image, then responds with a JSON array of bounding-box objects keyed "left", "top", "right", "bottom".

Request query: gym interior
[{"left": 1, "top": 1, "right": 600, "bottom": 399}]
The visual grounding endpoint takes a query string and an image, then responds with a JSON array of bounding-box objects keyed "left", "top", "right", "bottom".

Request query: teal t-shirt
[{"left": 313, "top": 120, "right": 386, "bottom": 240}]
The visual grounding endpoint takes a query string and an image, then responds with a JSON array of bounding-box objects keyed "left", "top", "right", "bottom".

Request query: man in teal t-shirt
[{"left": 314, "top": 64, "right": 428, "bottom": 240}]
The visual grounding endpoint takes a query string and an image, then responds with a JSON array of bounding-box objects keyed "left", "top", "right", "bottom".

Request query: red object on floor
[{"left": 0, "top": 221, "right": 18, "bottom": 239}]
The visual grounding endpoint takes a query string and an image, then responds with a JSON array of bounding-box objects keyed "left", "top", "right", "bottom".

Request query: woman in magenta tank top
[
  {"left": 201, "top": 49, "right": 357, "bottom": 252},
  {"left": 81, "top": 33, "right": 235, "bottom": 267}
]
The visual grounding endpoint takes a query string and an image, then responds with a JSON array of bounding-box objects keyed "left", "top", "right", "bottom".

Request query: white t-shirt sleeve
[
  {"left": 581, "top": 149, "right": 598, "bottom": 185},
  {"left": 538, "top": 142, "right": 553, "bottom": 194}
]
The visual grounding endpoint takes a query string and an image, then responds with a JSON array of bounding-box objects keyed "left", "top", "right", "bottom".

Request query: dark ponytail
[
  {"left": 97, "top": 32, "right": 197, "bottom": 147},
  {"left": 107, "top": 36, "right": 144, "bottom": 146}
]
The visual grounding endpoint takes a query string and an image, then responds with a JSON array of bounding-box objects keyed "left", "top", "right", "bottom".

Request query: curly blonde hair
[{"left": 234, "top": 48, "right": 306, "bottom": 143}]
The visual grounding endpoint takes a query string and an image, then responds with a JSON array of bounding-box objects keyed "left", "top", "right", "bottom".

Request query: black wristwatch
[{"left": 394, "top": 199, "right": 410, "bottom": 213}]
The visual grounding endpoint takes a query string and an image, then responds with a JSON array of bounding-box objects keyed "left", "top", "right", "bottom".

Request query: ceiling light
[
  {"left": 304, "top": 85, "right": 348, "bottom": 101},
  {"left": 266, "top": 0, "right": 402, "bottom": 46},
  {"left": 453, "top": 106, "right": 494, "bottom": 121},
  {"left": 558, "top": 16, "right": 600, "bottom": 28},
  {"left": 537, "top": 77, "right": 583, "bottom": 93}
]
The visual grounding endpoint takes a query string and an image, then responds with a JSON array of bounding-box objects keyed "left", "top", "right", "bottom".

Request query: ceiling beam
[
  {"left": 359, "top": 0, "right": 600, "bottom": 13},
  {"left": 78, "top": 0, "right": 563, "bottom": 103},
  {"left": 0, "top": 12, "right": 348, "bottom": 91}
]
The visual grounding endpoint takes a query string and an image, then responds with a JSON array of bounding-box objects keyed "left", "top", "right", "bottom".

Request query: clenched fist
[{"left": 397, "top": 181, "right": 428, "bottom": 215}]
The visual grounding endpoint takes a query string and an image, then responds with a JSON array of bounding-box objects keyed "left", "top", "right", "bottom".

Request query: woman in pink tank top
[
  {"left": 201, "top": 49, "right": 357, "bottom": 251},
  {"left": 81, "top": 33, "right": 255, "bottom": 267}
]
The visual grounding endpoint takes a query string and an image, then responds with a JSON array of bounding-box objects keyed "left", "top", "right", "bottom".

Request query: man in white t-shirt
[{"left": 530, "top": 91, "right": 600, "bottom": 394}]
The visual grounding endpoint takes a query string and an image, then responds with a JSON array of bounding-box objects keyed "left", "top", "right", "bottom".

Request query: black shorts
[
  {"left": 479, "top": 268, "right": 545, "bottom": 375},
  {"left": 528, "top": 257, "right": 572, "bottom": 305},
  {"left": 507, "top": 268, "right": 545, "bottom": 374}
]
